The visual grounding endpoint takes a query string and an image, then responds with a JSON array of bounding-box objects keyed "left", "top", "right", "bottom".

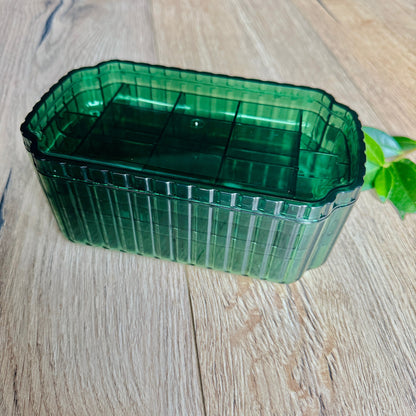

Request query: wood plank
[
  {"left": 186, "top": 191, "right": 416, "bottom": 415},
  {"left": 291, "top": 0, "right": 416, "bottom": 138},
  {"left": 152, "top": 0, "right": 385, "bottom": 128},
  {"left": 1, "top": 0, "right": 416, "bottom": 414},
  {"left": 153, "top": 0, "right": 416, "bottom": 414},
  {"left": 0, "top": 1, "right": 204, "bottom": 415},
  {"left": 351, "top": 0, "right": 416, "bottom": 44}
]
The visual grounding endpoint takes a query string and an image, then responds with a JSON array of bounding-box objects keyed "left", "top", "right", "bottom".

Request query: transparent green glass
[{"left": 21, "top": 61, "right": 365, "bottom": 283}]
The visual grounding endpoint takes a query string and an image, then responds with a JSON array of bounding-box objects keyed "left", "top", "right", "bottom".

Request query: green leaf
[
  {"left": 364, "top": 133, "right": 385, "bottom": 166},
  {"left": 374, "top": 159, "right": 416, "bottom": 218},
  {"left": 374, "top": 166, "right": 393, "bottom": 202},
  {"left": 393, "top": 136, "right": 416, "bottom": 153},
  {"left": 363, "top": 127, "right": 402, "bottom": 158},
  {"left": 362, "top": 160, "right": 382, "bottom": 191}
]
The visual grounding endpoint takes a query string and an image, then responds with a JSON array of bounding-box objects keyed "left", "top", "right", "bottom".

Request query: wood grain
[
  {"left": 159, "top": 1, "right": 416, "bottom": 414},
  {"left": 1, "top": 0, "right": 415, "bottom": 415},
  {"left": 291, "top": 0, "right": 416, "bottom": 137},
  {"left": 0, "top": 1, "right": 203, "bottom": 415}
]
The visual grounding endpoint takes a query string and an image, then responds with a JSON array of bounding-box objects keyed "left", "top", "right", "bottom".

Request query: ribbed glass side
[{"left": 37, "top": 170, "right": 351, "bottom": 283}]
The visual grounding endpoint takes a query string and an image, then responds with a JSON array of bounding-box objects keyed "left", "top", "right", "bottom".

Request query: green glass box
[{"left": 21, "top": 61, "right": 365, "bottom": 283}]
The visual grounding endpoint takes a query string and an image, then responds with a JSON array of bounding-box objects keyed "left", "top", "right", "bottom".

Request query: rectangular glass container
[{"left": 21, "top": 61, "right": 365, "bottom": 283}]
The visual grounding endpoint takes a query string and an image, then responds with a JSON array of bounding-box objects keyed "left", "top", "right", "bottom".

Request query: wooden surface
[{"left": 1, "top": 0, "right": 415, "bottom": 414}]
